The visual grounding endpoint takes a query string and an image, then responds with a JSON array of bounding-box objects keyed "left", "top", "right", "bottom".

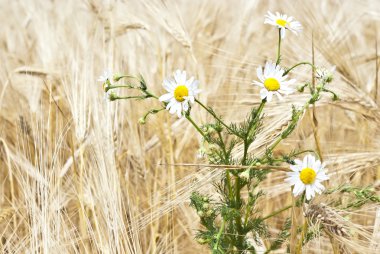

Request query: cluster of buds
[
  {"left": 190, "top": 192, "right": 215, "bottom": 219},
  {"left": 97, "top": 70, "right": 118, "bottom": 101}
]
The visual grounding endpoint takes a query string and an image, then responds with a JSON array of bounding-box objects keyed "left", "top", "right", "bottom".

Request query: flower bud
[
  {"left": 113, "top": 73, "right": 124, "bottom": 82},
  {"left": 197, "top": 238, "right": 208, "bottom": 244},
  {"left": 108, "top": 91, "right": 118, "bottom": 101},
  {"left": 138, "top": 118, "right": 146, "bottom": 124},
  {"left": 206, "top": 210, "right": 213, "bottom": 217},
  {"left": 240, "top": 169, "right": 250, "bottom": 180}
]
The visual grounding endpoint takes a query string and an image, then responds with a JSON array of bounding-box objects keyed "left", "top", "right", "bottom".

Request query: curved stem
[
  {"left": 247, "top": 99, "right": 266, "bottom": 138},
  {"left": 140, "top": 108, "right": 165, "bottom": 123},
  {"left": 213, "top": 220, "right": 225, "bottom": 252},
  {"left": 195, "top": 99, "right": 235, "bottom": 135},
  {"left": 113, "top": 95, "right": 145, "bottom": 100},
  {"left": 144, "top": 90, "right": 159, "bottom": 99},
  {"left": 185, "top": 114, "right": 207, "bottom": 140},
  {"left": 267, "top": 98, "right": 313, "bottom": 153},
  {"left": 117, "top": 74, "right": 137, "bottom": 79},
  {"left": 283, "top": 62, "right": 316, "bottom": 76},
  {"left": 262, "top": 204, "right": 292, "bottom": 221},
  {"left": 260, "top": 150, "right": 318, "bottom": 164},
  {"left": 106, "top": 85, "right": 135, "bottom": 91}
]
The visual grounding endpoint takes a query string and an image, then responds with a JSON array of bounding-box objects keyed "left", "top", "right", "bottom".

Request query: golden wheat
[{"left": 0, "top": 0, "right": 379, "bottom": 253}]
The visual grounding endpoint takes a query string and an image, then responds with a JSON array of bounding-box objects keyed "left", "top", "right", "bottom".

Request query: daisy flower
[
  {"left": 253, "top": 61, "right": 295, "bottom": 102},
  {"left": 285, "top": 154, "right": 329, "bottom": 200},
  {"left": 316, "top": 66, "right": 335, "bottom": 83},
  {"left": 97, "top": 70, "right": 113, "bottom": 82},
  {"left": 264, "top": 11, "right": 302, "bottom": 39},
  {"left": 159, "top": 70, "right": 201, "bottom": 118}
]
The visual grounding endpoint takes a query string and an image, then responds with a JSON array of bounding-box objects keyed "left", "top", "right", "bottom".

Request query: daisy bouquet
[{"left": 98, "top": 11, "right": 378, "bottom": 254}]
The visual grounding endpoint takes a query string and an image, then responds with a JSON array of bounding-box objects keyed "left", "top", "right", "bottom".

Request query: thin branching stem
[
  {"left": 113, "top": 95, "right": 146, "bottom": 100},
  {"left": 213, "top": 220, "right": 225, "bottom": 252},
  {"left": 283, "top": 62, "right": 316, "bottom": 76},
  {"left": 195, "top": 98, "right": 236, "bottom": 135},
  {"left": 185, "top": 115, "right": 208, "bottom": 140},
  {"left": 106, "top": 85, "right": 134, "bottom": 91},
  {"left": 262, "top": 205, "right": 292, "bottom": 221}
]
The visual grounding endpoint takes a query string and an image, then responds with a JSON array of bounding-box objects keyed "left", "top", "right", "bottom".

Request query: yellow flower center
[
  {"left": 276, "top": 19, "right": 288, "bottom": 27},
  {"left": 299, "top": 167, "right": 317, "bottom": 184},
  {"left": 174, "top": 85, "right": 189, "bottom": 102},
  {"left": 264, "top": 78, "right": 280, "bottom": 91}
]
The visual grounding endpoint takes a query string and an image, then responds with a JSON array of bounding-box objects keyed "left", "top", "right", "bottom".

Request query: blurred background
[{"left": 0, "top": 0, "right": 380, "bottom": 253}]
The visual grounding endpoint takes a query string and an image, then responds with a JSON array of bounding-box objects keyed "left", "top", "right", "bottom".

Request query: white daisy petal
[
  {"left": 185, "top": 76, "right": 195, "bottom": 87},
  {"left": 183, "top": 101, "right": 189, "bottom": 111},
  {"left": 256, "top": 66, "right": 264, "bottom": 82},
  {"left": 294, "top": 159, "right": 303, "bottom": 166},
  {"left": 290, "top": 164, "right": 301, "bottom": 172},
  {"left": 169, "top": 102, "right": 179, "bottom": 114},
  {"left": 159, "top": 93, "right": 173, "bottom": 102},
  {"left": 260, "top": 88, "right": 268, "bottom": 99},
  {"left": 253, "top": 81, "right": 264, "bottom": 87},
  {"left": 293, "top": 182, "right": 305, "bottom": 196},
  {"left": 177, "top": 107, "right": 182, "bottom": 118},
  {"left": 266, "top": 92, "right": 273, "bottom": 102},
  {"left": 163, "top": 79, "right": 175, "bottom": 92},
  {"left": 313, "top": 160, "right": 321, "bottom": 171},
  {"left": 306, "top": 155, "right": 315, "bottom": 168},
  {"left": 166, "top": 99, "right": 176, "bottom": 110},
  {"left": 303, "top": 156, "right": 308, "bottom": 168},
  {"left": 305, "top": 185, "right": 313, "bottom": 200},
  {"left": 98, "top": 70, "right": 113, "bottom": 82},
  {"left": 275, "top": 92, "right": 284, "bottom": 100},
  {"left": 174, "top": 70, "right": 183, "bottom": 84}
]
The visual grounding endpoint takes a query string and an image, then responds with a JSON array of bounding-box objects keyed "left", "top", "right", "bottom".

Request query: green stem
[
  {"left": 276, "top": 29, "right": 282, "bottom": 65},
  {"left": 234, "top": 176, "right": 244, "bottom": 248},
  {"left": 262, "top": 205, "right": 292, "bottom": 221},
  {"left": 260, "top": 150, "right": 317, "bottom": 164},
  {"left": 283, "top": 62, "right": 316, "bottom": 76},
  {"left": 143, "top": 90, "right": 159, "bottom": 99},
  {"left": 242, "top": 140, "right": 249, "bottom": 165},
  {"left": 322, "top": 88, "right": 339, "bottom": 101},
  {"left": 296, "top": 220, "right": 308, "bottom": 254},
  {"left": 112, "top": 95, "right": 145, "bottom": 100},
  {"left": 140, "top": 108, "right": 165, "bottom": 123},
  {"left": 185, "top": 115, "right": 208, "bottom": 140},
  {"left": 213, "top": 220, "right": 225, "bottom": 252},
  {"left": 247, "top": 99, "right": 266, "bottom": 138},
  {"left": 243, "top": 99, "right": 266, "bottom": 165},
  {"left": 195, "top": 99, "right": 235, "bottom": 135},
  {"left": 226, "top": 171, "right": 233, "bottom": 202},
  {"left": 268, "top": 136, "right": 283, "bottom": 152},
  {"left": 217, "top": 131, "right": 228, "bottom": 162},
  {"left": 106, "top": 84, "right": 134, "bottom": 91},
  {"left": 267, "top": 98, "right": 314, "bottom": 153},
  {"left": 114, "top": 74, "right": 137, "bottom": 80}
]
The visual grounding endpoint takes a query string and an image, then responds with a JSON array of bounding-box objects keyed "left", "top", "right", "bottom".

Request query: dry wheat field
[{"left": 1, "top": 0, "right": 380, "bottom": 253}]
